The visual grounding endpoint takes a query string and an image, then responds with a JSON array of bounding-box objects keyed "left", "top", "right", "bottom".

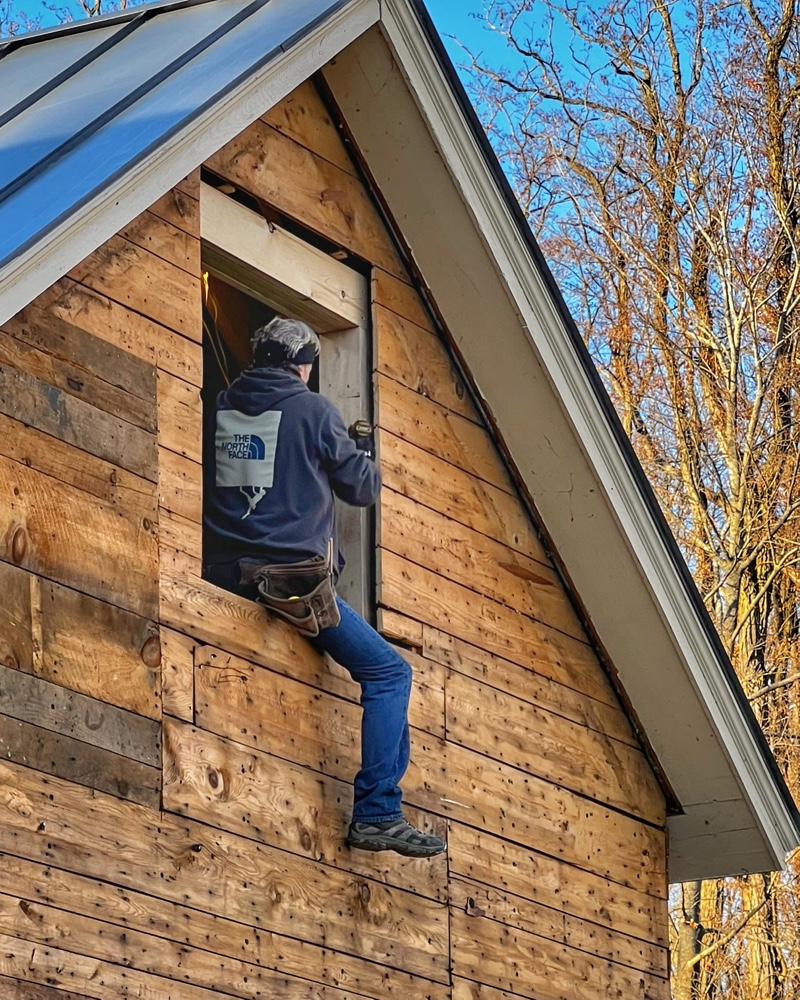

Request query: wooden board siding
[{"left": 0, "top": 79, "right": 669, "bottom": 1000}]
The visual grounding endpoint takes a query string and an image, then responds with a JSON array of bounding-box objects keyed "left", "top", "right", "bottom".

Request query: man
[{"left": 204, "top": 316, "right": 445, "bottom": 859}]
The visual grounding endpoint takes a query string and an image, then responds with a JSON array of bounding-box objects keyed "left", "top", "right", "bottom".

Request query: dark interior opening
[
  {"left": 202, "top": 272, "right": 320, "bottom": 399},
  {"left": 201, "top": 273, "right": 323, "bottom": 574}
]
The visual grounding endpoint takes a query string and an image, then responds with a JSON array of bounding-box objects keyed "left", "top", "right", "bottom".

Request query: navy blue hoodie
[{"left": 204, "top": 367, "right": 380, "bottom": 570}]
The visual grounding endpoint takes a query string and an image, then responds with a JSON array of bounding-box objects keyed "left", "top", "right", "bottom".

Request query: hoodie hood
[{"left": 217, "top": 366, "right": 309, "bottom": 416}]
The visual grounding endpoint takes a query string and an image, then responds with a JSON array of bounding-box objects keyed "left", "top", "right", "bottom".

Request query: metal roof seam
[
  {"left": 0, "top": 0, "right": 220, "bottom": 55},
  {"left": 0, "top": 14, "right": 149, "bottom": 132},
  {"left": 0, "top": 0, "right": 271, "bottom": 210},
  {"left": 0, "top": 0, "right": 353, "bottom": 272}
]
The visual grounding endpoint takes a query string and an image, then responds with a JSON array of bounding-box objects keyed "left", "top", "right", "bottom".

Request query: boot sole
[{"left": 346, "top": 834, "right": 446, "bottom": 858}]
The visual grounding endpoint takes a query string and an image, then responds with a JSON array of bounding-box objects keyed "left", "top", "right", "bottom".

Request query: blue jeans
[
  {"left": 313, "top": 598, "right": 411, "bottom": 823},
  {"left": 205, "top": 563, "right": 411, "bottom": 823}
]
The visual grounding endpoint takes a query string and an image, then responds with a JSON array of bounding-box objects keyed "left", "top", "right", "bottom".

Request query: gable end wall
[{"left": 0, "top": 78, "right": 669, "bottom": 1000}]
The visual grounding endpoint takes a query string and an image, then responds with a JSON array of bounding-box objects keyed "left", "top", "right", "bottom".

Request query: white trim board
[{"left": 201, "top": 182, "right": 368, "bottom": 331}]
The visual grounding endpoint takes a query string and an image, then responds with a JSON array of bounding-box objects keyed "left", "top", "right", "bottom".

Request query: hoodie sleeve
[{"left": 319, "top": 399, "right": 381, "bottom": 507}]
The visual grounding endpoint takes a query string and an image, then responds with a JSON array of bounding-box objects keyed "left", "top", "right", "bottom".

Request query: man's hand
[{"left": 348, "top": 420, "right": 376, "bottom": 460}]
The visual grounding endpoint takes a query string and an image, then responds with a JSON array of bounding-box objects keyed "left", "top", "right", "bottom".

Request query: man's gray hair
[{"left": 251, "top": 317, "right": 320, "bottom": 360}]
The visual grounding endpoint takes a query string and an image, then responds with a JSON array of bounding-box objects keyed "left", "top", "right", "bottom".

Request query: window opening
[{"left": 200, "top": 182, "right": 372, "bottom": 617}]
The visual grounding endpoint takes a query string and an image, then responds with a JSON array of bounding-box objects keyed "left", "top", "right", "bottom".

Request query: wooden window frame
[{"left": 200, "top": 181, "right": 373, "bottom": 617}]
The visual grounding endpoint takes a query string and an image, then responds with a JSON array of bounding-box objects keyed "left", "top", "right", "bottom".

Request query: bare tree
[
  {"left": 0, "top": 0, "right": 136, "bottom": 37},
  {"left": 463, "top": 2, "right": 800, "bottom": 997}
]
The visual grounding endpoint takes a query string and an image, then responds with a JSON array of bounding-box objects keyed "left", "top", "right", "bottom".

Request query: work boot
[{"left": 346, "top": 817, "right": 446, "bottom": 858}]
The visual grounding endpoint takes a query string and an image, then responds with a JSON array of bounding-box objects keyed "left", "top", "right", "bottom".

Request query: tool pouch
[{"left": 239, "top": 541, "right": 340, "bottom": 638}]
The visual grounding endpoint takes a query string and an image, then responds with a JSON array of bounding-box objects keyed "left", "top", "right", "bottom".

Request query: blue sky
[
  {"left": 25, "top": 0, "right": 501, "bottom": 56},
  {"left": 424, "top": 0, "right": 504, "bottom": 64}
]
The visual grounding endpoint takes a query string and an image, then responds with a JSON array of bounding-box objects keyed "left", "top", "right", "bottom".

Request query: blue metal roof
[{"left": 0, "top": 0, "right": 347, "bottom": 271}]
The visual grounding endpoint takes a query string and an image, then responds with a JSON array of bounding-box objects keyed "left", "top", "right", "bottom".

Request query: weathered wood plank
[
  {"left": 377, "top": 374, "right": 516, "bottom": 494},
  {"left": 163, "top": 717, "right": 447, "bottom": 900},
  {"left": 194, "top": 654, "right": 364, "bottom": 774},
  {"left": 0, "top": 761, "right": 450, "bottom": 983},
  {"left": 377, "top": 608, "right": 423, "bottom": 648},
  {"left": 0, "top": 930, "right": 308, "bottom": 1000},
  {"left": 0, "top": 663, "right": 160, "bottom": 766},
  {"left": 449, "top": 908, "right": 670, "bottom": 1000},
  {"left": 446, "top": 668, "right": 662, "bottom": 821},
  {"left": 0, "top": 412, "right": 156, "bottom": 518},
  {"left": 161, "top": 566, "right": 299, "bottom": 662},
  {"left": 160, "top": 507, "right": 202, "bottom": 583},
  {"left": 372, "top": 267, "right": 432, "bottom": 332},
  {"left": 194, "top": 648, "right": 440, "bottom": 782},
  {"left": 0, "top": 563, "right": 160, "bottom": 718},
  {"left": 0, "top": 715, "right": 160, "bottom": 807},
  {"left": 375, "top": 305, "right": 478, "bottom": 422},
  {"left": 448, "top": 823, "right": 669, "bottom": 941},
  {"left": 380, "top": 429, "right": 546, "bottom": 561},
  {"left": 449, "top": 876, "right": 667, "bottom": 977},
  {"left": 452, "top": 981, "right": 516, "bottom": 1000},
  {"left": 195, "top": 638, "right": 443, "bottom": 741},
  {"left": 206, "top": 119, "right": 406, "bottom": 278},
  {"left": 402, "top": 646, "right": 447, "bottom": 739},
  {"left": 0, "top": 974, "right": 94, "bottom": 1000},
  {"left": 34, "top": 276, "right": 203, "bottom": 384},
  {"left": 2, "top": 306, "right": 158, "bottom": 420},
  {"left": 148, "top": 182, "right": 200, "bottom": 239},
  {"left": 38, "top": 578, "right": 161, "bottom": 719},
  {"left": 157, "top": 370, "right": 202, "bottom": 463},
  {"left": 379, "top": 550, "right": 614, "bottom": 706},
  {"left": 0, "top": 562, "right": 32, "bottom": 673},
  {"left": 0, "top": 454, "right": 158, "bottom": 620},
  {"left": 161, "top": 627, "right": 194, "bottom": 721},
  {"left": 120, "top": 208, "right": 200, "bottom": 275},
  {"left": 428, "top": 739, "right": 667, "bottom": 896},
  {"left": 263, "top": 79, "right": 356, "bottom": 175},
  {"left": 69, "top": 232, "right": 200, "bottom": 341},
  {"left": 381, "top": 488, "right": 584, "bottom": 641},
  {"left": 0, "top": 364, "right": 157, "bottom": 481},
  {"left": 159, "top": 447, "right": 202, "bottom": 523},
  {"left": 424, "top": 627, "right": 635, "bottom": 743},
  {"left": 0, "top": 852, "right": 451, "bottom": 1000}
]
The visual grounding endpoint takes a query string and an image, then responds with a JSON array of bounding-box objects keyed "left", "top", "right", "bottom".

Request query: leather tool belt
[{"left": 239, "top": 540, "right": 340, "bottom": 638}]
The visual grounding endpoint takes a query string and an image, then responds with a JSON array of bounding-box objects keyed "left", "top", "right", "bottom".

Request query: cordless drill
[{"left": 348, "top": 419, "right": 375, "bottom": 460}]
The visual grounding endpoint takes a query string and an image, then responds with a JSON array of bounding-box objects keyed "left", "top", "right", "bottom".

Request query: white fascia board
[
  {"left": 0, "top": 0, "right": 380, "bottom": 329},
  {"left": 379, "top": 0, "right": 799, "bottom": 870}
]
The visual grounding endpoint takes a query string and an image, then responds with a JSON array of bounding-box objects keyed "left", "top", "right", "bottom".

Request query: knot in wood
[
  {"left": 0, "top": 641, "right": 18, "bottom": 670},
  {"left": 207, "top": 768, "right": 220, "bottom": 790},
  {"left": 359, "top": 883, "right": 371, "bottom": 905},
  {"left": 83, "top": 705, "right": 105, "bottom": 732},
  {"left": 140, "top": 635, "right": 162, "bottom": 669},
  {"left": 10, "top": 526, "right": 27, "bottom": 565}
]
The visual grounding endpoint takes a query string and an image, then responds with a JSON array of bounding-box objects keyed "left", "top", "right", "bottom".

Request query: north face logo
[{"left": 221, "top": 433, "right": 266, "bottom": 460}]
